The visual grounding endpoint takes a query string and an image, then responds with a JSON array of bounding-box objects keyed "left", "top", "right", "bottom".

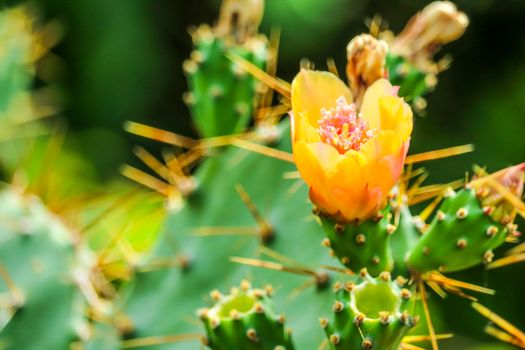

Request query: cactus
[
  {"left": 184, "top": 0, "right": 268, "bottom": 137},
  {"left": 321, "top": 270, "right": 416, "bottom": 350},
  {"left": 199, "top": 281, "right": 294, "bottom": 350},
  {"left": 389, "top": 205, "right": 420, "bottom": 277},
  {"left": 319, "top": 208, "right": 395, "bottom": 276},
  {"left": 0, "top": 187, "right": 90, "bottom": 350},
  {"left": 385, "top": 53, "right": 431, "bottom": 103},
  {"left": 407, "top": 188, "right": 508, "bottom": 273},
  {"left": 3, "top": 1, "right": 525, "bottom": 350},
  {"left": 118, "top": 2, "right": 525, "bottom": 350},
  {"left": 0, "top": 5, "right": 49, "bottom": 175}
]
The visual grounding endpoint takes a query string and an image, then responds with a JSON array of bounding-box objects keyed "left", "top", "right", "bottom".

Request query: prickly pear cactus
[
  {"left": 4, "top": 1, "right": 524, "bottom": 350},
  {"left": 119, "top": 2, "right": 525, "bottom": 350},
  {"left": 199, "top": 281, "right": 294, "bottom": 350},
  {"left": 184, "top": 0, "right": 268, "bottom": 137},
  {"left": 0, "top": 187, "right": 89, "bottom": 350},
  {"left": 0, "top": 5, "right": 50, "bottom": 176},
  {"left": 407, "top": 188, "right": 508, "bottom": 273},
  {"left": 321, "top": 270, "right": 416, "bottom": 350},
  {"left": 320, "top": 208, "right": 395, "bottom": 275}
]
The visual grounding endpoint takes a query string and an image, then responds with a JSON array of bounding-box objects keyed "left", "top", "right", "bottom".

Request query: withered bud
[
  {"left": 346, "top": 34, "right": 388, "bottom": 109},
  {"left": 391, "top": 1, "right": 469, "bottom": 73},
  {"left": 216, "top": 0, "right": 264, "bottom": 43}
]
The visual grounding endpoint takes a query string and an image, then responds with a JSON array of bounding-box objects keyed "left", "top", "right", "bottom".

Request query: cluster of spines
[
  {"left": 198, "top": 280, "right": 294, "bottom": 350},
  {"left": 320, "top": 269, "right": 416, "bottom": 350},
  {"left": 407, "top": 187, "right": 511, "bottom": 273},
  {"left": 319, "top": 208, "right": 396, "bottom": 276}
]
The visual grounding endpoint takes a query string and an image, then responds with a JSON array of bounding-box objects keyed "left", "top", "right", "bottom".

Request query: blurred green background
[
  {"left": 9, "top": 1, "right": 525, "bottom": 347},
  {"left": 20, "top": 0, "right": 525, "bottom": 183}
]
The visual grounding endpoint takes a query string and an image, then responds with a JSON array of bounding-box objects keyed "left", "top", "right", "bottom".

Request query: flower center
[{"left": 317, "top": 96, "right": 376, "bottom": 154}]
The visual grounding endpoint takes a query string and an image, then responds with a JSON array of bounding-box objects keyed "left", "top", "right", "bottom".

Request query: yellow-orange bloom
[{"left": 290, "top": 69, "right": 413, "bottom": 223}]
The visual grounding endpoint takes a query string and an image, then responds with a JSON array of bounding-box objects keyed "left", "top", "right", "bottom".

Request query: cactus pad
[
  {"left": 0, "top": 188, "right": 88, "bottom": 350},
  {"left": 184, "top": 25, "right": 268, "bottom": 137},
  {"left": 407, "top": 188, "right": 508, "bottom": 273},
  {"left": 319, "top": 209, "right": 395, "bottom": 276}
]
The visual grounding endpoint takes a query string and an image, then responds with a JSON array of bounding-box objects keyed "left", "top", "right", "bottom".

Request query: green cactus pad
[
  {"left": 321, "top": 270, "right": 416, "bottom": 350},
  {"left": 407, "top": 188, "right": 508, "bottom": 273},
  {"left": 319, "top": 209, "right": 394, "bottom": 276},
  {"left": 0, "top": 188, "right": 88, "bottom": 350},
  {"left": 199, "top": 281, "right": 294, "bottom": 350},
  {"left": 390, "top": 205, "right": 423, "bottom": 277},
  {"left": 184, "top": 25, "right": 268, "bottom": 137}
]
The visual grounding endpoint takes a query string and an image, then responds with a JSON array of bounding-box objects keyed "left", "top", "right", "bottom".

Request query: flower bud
[
  {"left": 391, "top": 1, "right": 468, "bottom": 73},
  {"left": 346, "top": 34, "right": 389, "bottom": 110}
]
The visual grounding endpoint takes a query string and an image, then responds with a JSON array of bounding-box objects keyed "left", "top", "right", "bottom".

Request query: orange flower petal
[
  {"left": 310, "top": 187, "right": 339, "bottom": 216},
  {"left": 334, "top": 153, "right": 364, "bottom": 189},
  {"left": 335, "top": 185, "right": 383, "bottom": 221},
  {"left": 293, "top": 141, "right": 341, "bottom": 185}
]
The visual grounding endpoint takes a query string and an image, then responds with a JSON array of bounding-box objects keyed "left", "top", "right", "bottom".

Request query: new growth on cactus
[
  {"left": 321, "top": 270, "right": 417, "bottom": 350},
  {"left": 199, "top": 281, "right": 294, "bottom": 350}
]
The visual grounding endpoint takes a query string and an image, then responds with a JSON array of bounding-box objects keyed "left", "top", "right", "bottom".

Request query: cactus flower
[{"left": 290, "top": 69, "right": 413, "bottom": 223}]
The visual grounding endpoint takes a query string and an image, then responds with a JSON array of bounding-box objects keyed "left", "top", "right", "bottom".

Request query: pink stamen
[{"left": 317, "top": 96, "right": 376, "bottom": 154}]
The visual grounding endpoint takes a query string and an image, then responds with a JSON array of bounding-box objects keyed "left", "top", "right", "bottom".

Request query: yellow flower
[{"left": 290, "top": 69, "right": 413, "bottom": 223}]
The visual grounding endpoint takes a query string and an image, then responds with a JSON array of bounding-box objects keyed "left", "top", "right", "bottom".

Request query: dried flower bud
[
  {"left": 391, "top": 1, "right": 469, "bottom": 73},
  {"left": 346, "top": 34, "right": 389, "bottom": 109},
  {"left": 216, "top": 0, "right": 264, "bottom": 43}
]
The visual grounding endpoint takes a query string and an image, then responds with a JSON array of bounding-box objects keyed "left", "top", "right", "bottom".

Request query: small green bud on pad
[
  {"left": 199, "top": 281, "right": 294, "bottom": 350},
  {"left": 321, "top": 271, "right": 416, "bottom": 349}
]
